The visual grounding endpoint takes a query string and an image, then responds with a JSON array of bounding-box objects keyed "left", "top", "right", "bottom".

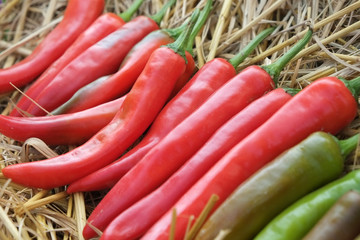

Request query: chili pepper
[
  {"left": 9, "top": 0, "right": 144, "bottom": 117},
  {"left": 195, "top": 132, "right": 358, "bottom": 240},
  {"left": 254, "top": 170, "right": 360, "bottom": 240},
  {"left": 1, "top": 8, "right": 199, "bottom": 189},
  {"left": 51, "top": 0, "right": 212, "bottom": 115},
  {"left": 0, "top": 96, "right": 125, "bottom": 146},
  {"left": 23, "top": 0, "right": 175, "bottom": 116},
  {"left": 141, "top": 74, "right": 359, "bottom": 240},
  {"left": 99, "top": 88, "right": 292, "bottom": 240},
  {"left": 0, "top": 0, "right": 104, "bottom": 94},
  {"left": 67, "top": 26, "right": 276, "bottom": 193},
  {"left": 81, "top": 28, "right": 311, "bottom": 240},
  {"left": 303, "top": 190, "right": 360, "bottom": 240}
]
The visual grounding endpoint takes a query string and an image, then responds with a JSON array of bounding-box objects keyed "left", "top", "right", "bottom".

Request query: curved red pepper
[
  {"left": 24, "top": 16, "right": 159, "bottom": 116},
  {"left": 0, "top": 0, "right": 104, "bottom": 94},
  {"left": 66, "top": 58, "right": 236, "bottom": 192},
  {"left": 82, "top": 65, "right": 275, "bottom": 239},
  {"left": 100, "top": 88, "right": 291, "bottom": 240},
  {"left": 142, "top": 76, "right": 358, "bottom": 240},
  {"left": 10, "top": 13, "right": 125, "bottom": 117},
  {"left": 67, "top": 26, "right": 277, "bottom": 193},
  {"left": 1, "top": 44, "right": 187, "bottom": 188},
  {"left": 0, "top": 96, "right": 125, "bottom": 146},
  {"left": 1, "top": 8, "right": 200, "bottom": 190}
]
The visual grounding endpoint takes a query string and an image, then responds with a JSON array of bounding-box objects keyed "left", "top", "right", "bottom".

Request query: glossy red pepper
[
  {"left": 1, "top": 9, "right": 199, "bottom": 190},
  {"left": 0, "top": 0, "right": 104, "bottom": 94},
  {"left": 9, "top": 0, "right": 145, "bottom": 117},
  {"left": 67, "top": 26, "right": 276, "bottom": 193},
  {"left": 0, "top": 96, "right": 125, "bottom": 146},
  {"left": 51, "top": 0, "right": 212, "bottom": 114},
  {"left": 99, "top": 88, "right": 291, "bottom": 240},
  {"left": 24, "top": 0, "right": 176, "bottom": 116},
  {"left": 142, "top": 76, "right": 359, "bottom": 240}
]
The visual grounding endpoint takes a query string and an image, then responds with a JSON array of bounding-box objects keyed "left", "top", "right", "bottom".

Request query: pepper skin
[
  {"left": 0, "top": 0, "right": 104, "bottom": 94},
  {"left": 67, "top": 26, "right": 277, "bottom": 193},
  {"left": 142, "top": 76, "right": 358, "bottom": 240},
  {"left": 24, "top": 15, "right": 159, "bottom": 116},
  {"left": 0, "top": 96, "right": 125, "bottom": 146},
  {"left": 10, "top": 12, "right": 125, "bottom": 117},
  {"left": 303, "top": 190, "right": 360, "bottom": 240},
  {"left": 196, "top": 132, "right": 358, "bottom": 240},
  {"left": 99, "top": 88, "right": 291, "bottom": 240},
  {"left": 254, "top": 170, "right": 360, "bottom": 240},
  {"left": 82, "top": 65, "right": 275, "bottom": 239}
]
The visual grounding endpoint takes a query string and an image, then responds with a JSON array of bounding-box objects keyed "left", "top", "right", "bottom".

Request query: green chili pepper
[
  {"left": 196, "top": 131, "right": 358, "bottom": 240},
  {"left": 303, "top": 190, "right": 360, "bottom": 240},
  {"left": 254, "top": 168, "right": 360, "bottom": 240}
]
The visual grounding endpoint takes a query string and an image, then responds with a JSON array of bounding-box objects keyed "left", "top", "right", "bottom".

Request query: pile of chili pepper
[{"left": 1, "top": 1, "right": 360, "bottom": 240}]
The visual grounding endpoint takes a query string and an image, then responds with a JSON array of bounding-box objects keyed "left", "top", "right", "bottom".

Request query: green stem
[
  {"left": 340, "top": 76, "right": 360, "bottom": 100},
  {"left": 185, "top": 0, "right": 213, "bottom": 54},
  {"left": 165, "top": 9, "right": 200, "bottom": 63},
  {"left": 337, "top": 134, "right": 359, "bottom": 159},
  {"left": 228, "top": 26, "right": 276, "bottom": 69},
  {"left": 281, "top": 86, "right": 301, "bottom": 96},
  {"left": 163, "top": 19, "right": 189, "bottom": 40},
  {"left": 262, "top": 28, "right": 313, "bottom": 86},
  {"left": 150, "top": 0, "right": 176, "bottom": 25},
  {"left": 119, "top": 0, "right": 145, "bottom": 22}
]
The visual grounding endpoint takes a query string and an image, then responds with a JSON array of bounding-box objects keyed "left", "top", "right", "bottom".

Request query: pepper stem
[
  {"left": 150, "top": 0, "right": 176, "bottom": 25},
  {"left": 185, "top": 0, "right": 213, "bottom": 54},
  {"left": 165, "top": 9, "right": 200, "bottom": 63},
  {"left": 119, "top": 0, "right": 145, "bottom": 22},
  {"left": 337, "top": 134, "right": 359, "bottom": 159},
  {"left": 228, "top": 26, "right": 276, "bottom": 69},
  {"left": 262, "top": 28, "right": 313, "bottom": 85},
  {"left": 340, "top": 76, "right": 360, "bottom": 101}
]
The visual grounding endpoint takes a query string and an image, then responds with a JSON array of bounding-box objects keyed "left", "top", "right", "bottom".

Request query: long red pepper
[
  {"left": 1, "top": 9, "right": 199, "bottom": 189},
  {"left": 0, "top": 96, "right": 125, "bottom": 146},
  {"left": 141, "top": 76, "right": 360, "bottom": 240},
  {"left": 99, "top": 88, "right": 291, "bottom": 240},
  {"left": 0, "top": 0, "right": 104, "bottom": 94},
  {"left": 51, "top": 0, "right": 212, "bottom": 115},
  {"left": 9, "top": 0, "right": 144, "bottom": 117},
  {"left": 81, "top": 26, "right": 311, "bottom": 240},
  {"left": 67, "top": 26, "right": 276, "bottom": 193},
  {"left": 24, "top": 0, "right": 175, "bottom": 116}
]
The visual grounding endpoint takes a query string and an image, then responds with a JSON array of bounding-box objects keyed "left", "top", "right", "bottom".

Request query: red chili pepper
[
  {"left": 51, "top": 0, "right": 213, "bottom": 115},
  {"left": 99, "top": 88, "right": 291, "bottom": 240},
  {"left": 1, "top": 9, "right": 199, "bottom": 189},
  {"left": 67, "top": 26, "right": 276, "bottom": 193},
  {"left": 0, "top": 0, "right": 104, "bottom": 94},
  {"left": 81, "top": 26, "right": 310, "bottom": 239},
  {"left": 142, "top": 75, "right": 359, "bottom": 240},
  {"left": 24, "top": 0, "right": 176, "bottom": 116},
  {"left": 0, "top": 96, "right": 125, "bottom": 146},
  {"left": 9, "top": 0, "right": 145, "bottom": 117}
]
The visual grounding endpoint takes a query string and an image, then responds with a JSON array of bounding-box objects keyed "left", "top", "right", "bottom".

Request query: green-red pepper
[
  {"left": 196, "top": 132, "right": 358, "bottom": 240},
  {"left": 254, "top": 170, "right": 360, "bottom": 240}
]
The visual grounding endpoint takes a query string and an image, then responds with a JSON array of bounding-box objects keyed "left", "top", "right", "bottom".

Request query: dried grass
[{"left": 1, "top": 0, "right": 360, "bottom": 239}]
